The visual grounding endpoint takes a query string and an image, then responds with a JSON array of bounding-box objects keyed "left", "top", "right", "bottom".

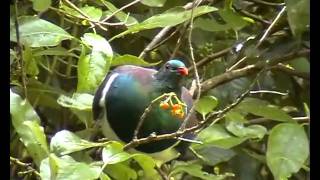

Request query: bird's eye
[{"left": 165, "top": 64, "right": 170, "bottom": 69}]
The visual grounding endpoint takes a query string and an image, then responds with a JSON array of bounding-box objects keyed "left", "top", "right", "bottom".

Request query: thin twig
[
  {"left": 133, "top": 93, "right": 176, "bottom": 140},
  {"left": 200, "top": 49, "right": 309, "bottom": 93},
  {"left": 272, "top": 64, "right": 310, "bottom": 80},
  {"left": 179, "top": 0, "right": 203, "bottom": 130},
  {"left": 151, "top": 26, "right": 183, "bottom": 52},
  {"left": 100, "top": 0, "right": 141, "bottom": 23},
  {"left": 204, "top": 69, "right": 266, "bottom": 127},
  {"left": 256, "top": 6, "right": 287, "bottom": 47},
  {"left": 14, "top": 0, "right": 27, "bottom": 98},
  {"left": 62, "top": 0, "right": 110, "bottom": 31},
  {"left": 139, "top": 1, "right": 205, "bottom": 58},
  {"left": 139, "top": 27, "right": 172, "bottom": 58},
  {"left": 247, "top": 116, "right": 310, "bottom": 124},
  {"left": 169, "top": 25, "right": 189, "bottom": 59},
  {"left": 10, "top": 156, "right": 41, "bottom": 178},
  {"left": 189, "top": 47, "right": 232, "bottom": 72},
  {"left": 245, "top": 0, "right": 285, "bottom": 6},
  {"left": 250, "top": 90, "right": 288, "bottom": 96},
  {"left": 235, "top": 8, "right": 271, "bottom": 25}
]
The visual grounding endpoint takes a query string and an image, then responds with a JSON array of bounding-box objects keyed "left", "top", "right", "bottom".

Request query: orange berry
[
  {"left": 160, "top": 102, "right": 170, "bottom": 110},
  {"left": 172, "top": 104, "right": 182, "bottom": 110},
  {"left": 171, "top": 109, "right": 185, "bottom": 119}
]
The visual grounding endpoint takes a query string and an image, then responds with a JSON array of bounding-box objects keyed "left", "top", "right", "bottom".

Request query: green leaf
[
  {"left": 100, "top": 172, "right": 111, "bottom": 180},
  {"left": 77, "top": 33, "right": 113, "bottom": 93},
  {"left": 194, "top": 124, "right": 247, "bottom": 149},
  {"left": 10, "top": 16, "right": 73, "bottom": 47},
  {"left": 267, "top": 123, "right": 309, "bottom": 180},
  {"left": 30, "top": 0, "right": 51, "bottom": 12},
  {"left": 111, "top": 55, "right": 161, "bottom": 67},
  {"left": 226, "top": 120, "right": 267, "bottom": 139},
  {"left": 285, "top": 0, "right": 309, "bottom": 37},
  {"left": 40, "top": 154, "right": 101, "bottom": 180},
  {"left": 111, "top": 6, "right": 218, "bottom": 40},
  {"left": 102, "top": 141, "right": 157, "bottom": 178},
  {"left": 10, "top": 49, "right": 17, "bottom": 65},
  {"left": 57, "top": 93, "right": 93, "bottom": 111},
  {"left": 80, "top": 5, "right": 103, "bottom": 22},
  {"left": 194, "top": 9, "right": 250, "bottom": 32},
  {"left": 191, "top": 145, "right": 236, "bottom": 166},
  {"left": 60, "top": 3, "right": 102, "bottom": 23},
  {"left": 50, "top": 130, "right": 104, "bottom": 155},
  {"left": 195, "top": 96, "right": 218, "bottom": 119},
  {"left": 170, "top": 162, "right": 234, "bottom": 180},
  {"left": 27, "top": 79, "right": 63, "bottom": 109},
  {"left": 81, "top": 33, "right": 113, "bottom": 56},
  {"left": 141, "top": 0, "right": 166, "bottom": 7},
  {"left": 288, "top": 57, "right": 310, "bottom": 73},
  {"left": 102, "top": 142, "right": 131, "bottom": 165},
  {"left": 23, "top": 46, "right": 39, "bottom": 76},
  {"left": 236, "top": 98, "right": 294, "bottom": 122},
  {"left": 100, "top": 0, "right": 138, "bottom": 26},
  {"left": 10, "top": 90, "right": 49, "bottom": 167},
  {"left": 104, "top": 163, "right": 137, "bottom": 180},
  {"left": 33, "top": 47, "right": 78, "bottom": 58}
]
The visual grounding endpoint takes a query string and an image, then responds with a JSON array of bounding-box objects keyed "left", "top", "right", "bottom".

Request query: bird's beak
[{"left": 178, "top": 67, "right": 188, "bottom": 76}]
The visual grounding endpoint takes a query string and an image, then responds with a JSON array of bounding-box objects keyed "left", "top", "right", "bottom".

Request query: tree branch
[
  {"left": 188, "top": 47, "right": 231, "bottom": 72},
  {"left": 10, "top": 156, "right": 40, "bottom": 178},
  {"left": 200, "top": 49, "right": 309, "bottom": 93},
  {"left": 139, "top": 1, "right": 206, "bottom": 58},
  {"left": 272, "top": 64, "right": 310, "bottom": 80}
]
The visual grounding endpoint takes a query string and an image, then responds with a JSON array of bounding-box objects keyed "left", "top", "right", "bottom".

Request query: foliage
[{"left": 10, "top": 0, "right": 309, "bottom": 180}]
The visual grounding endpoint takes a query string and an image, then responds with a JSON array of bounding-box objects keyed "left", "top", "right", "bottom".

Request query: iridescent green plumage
[{"left": 93, "top": 60, "right": 194, "bottom": 153}]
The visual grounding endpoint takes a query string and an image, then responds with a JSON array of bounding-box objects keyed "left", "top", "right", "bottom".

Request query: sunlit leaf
[
  {"left": 23, "top": 45, "right": 39, "bottom": 76},
  {"left": 80, "top": 5, "right": 103, "bottom": 21},
  {"left": 141, "top": 0, "right": 166, "bottom": 7},
  {"left": 194, "top": 124, "right": 247, "bottom": 149},
  {"left": 10, "top": 16, "right": 73, "bottom": 47},
  {"left": 101, "top": 0, "right": 138, "bottom": 26},
  {"left": 267, "top": 123, "right": 309, "bottom": 180},
  {"left": 102, "top": 141, "right": 157, "bottom": 178},
  {"left": 104, "top": 163, "right": 137, "bottom": 180},
  {"left": 57, "top": 93, "right": 93, "bottom": 111},
  {"left": 77, "top": 33, "right": 113, "bottom": 93},
  {"left": 30, "top": 0, "right": 51, "bottom": 12},
  {"left": 111, "top": 6, "right": 218, "bottom": 40},
  {"left": 111, "top": 55, "right": 161, "bottom": 67},
  {"left": 195, "top": 96, "right": 218, "bottom": 119},
  {"left": 10, "top": 90, "right": 49, "bottom": 167},
  {"left": 226, "top": 120, "right": 267, "bottom": 139},
  {"left": 50, "top": 130, "right": 105, "bottom": 155},
  {"left": 40, "top": 154, "right": 101, "bottom": 180}
]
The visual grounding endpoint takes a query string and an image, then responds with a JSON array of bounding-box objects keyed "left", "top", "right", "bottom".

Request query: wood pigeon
[{"left": 92, "top": 59, "right": 197, "bottom": 160}]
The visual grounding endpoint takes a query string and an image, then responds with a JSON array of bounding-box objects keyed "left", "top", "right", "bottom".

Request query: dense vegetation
[{"left": 10, "top": 0, "right": 309, "bottom": 179}]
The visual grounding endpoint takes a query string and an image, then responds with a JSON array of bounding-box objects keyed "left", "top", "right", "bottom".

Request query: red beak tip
[{"left": 178, "top": 67, "right": 188, "bottom": 76}]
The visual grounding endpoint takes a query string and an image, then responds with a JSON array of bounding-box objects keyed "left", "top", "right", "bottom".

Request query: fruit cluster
[{"left": 159, "top": 101, "right": 185, "bottom": 119}]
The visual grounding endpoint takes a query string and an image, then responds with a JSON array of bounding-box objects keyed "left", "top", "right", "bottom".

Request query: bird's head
[
  {"left": 164, "top": 59, "right": 188, "bottom": 76},
  {"left": 154, "top": 59, "right": 188, "bottom": 89}
]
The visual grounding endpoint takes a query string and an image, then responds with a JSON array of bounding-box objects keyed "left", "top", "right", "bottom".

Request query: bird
[{"left": 92, "top": 59, "right": 196, "bottom": 161}]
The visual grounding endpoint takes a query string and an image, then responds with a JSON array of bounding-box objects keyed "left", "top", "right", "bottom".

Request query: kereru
[{"left": 92, "top": 59, "right": 196, "bottom": 160}]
